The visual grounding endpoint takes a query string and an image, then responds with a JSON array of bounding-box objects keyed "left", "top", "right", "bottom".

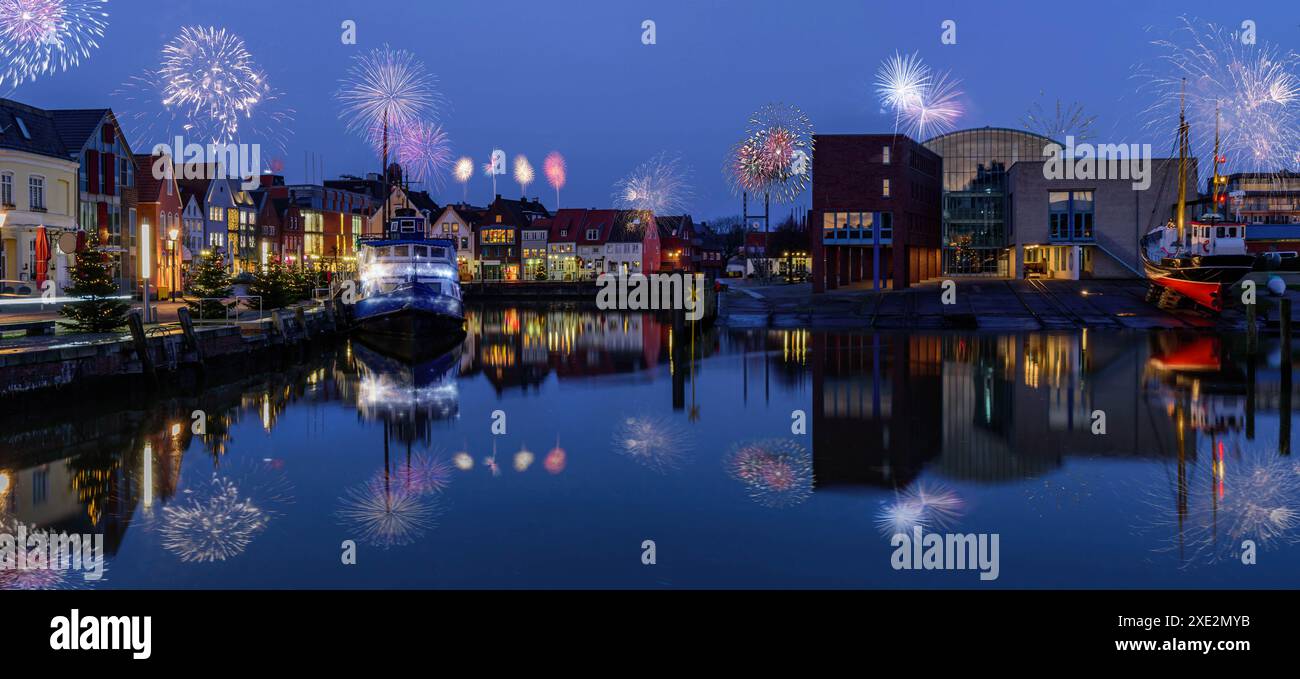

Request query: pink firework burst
[
  {"left": 382, "top": 119, "right": 451, "bottom": 186},
  {"left": 0, "top": 0, "right": 108, "bottom": 87},
  {"left": 544, "top": 151, "right": 566, "bottom": 207}
]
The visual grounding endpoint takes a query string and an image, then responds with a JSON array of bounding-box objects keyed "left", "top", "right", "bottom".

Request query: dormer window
[{"left": 14, "top": 117, "right": 30, "bottom": 140}]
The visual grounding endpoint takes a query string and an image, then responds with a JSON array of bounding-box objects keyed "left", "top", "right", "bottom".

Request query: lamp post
[
  {"left": 168, "top": 226, "right": 179, "bottom": 302},
  {"left": 141, "top": 219, "right": 153, "bottom": 323}
]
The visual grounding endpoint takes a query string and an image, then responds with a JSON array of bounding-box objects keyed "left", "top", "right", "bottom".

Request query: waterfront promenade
[{"left": 719, "top": 277, "right": 1300, "bottom": 331}]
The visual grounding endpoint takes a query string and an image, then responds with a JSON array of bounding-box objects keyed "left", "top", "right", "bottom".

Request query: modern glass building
[{"left": 924, "top": 128, "right": 1056, "bottom": 275}]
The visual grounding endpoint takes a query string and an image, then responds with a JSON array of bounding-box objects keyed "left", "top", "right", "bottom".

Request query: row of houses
[{"left": 1, "top": 92, "right": 738, "bottom": 298}]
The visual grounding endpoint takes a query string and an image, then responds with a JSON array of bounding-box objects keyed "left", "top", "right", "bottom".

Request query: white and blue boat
[{"left": 354, "top": 208, "right": 466, "bottom": 343}]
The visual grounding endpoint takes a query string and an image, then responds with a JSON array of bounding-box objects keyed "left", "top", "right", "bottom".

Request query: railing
[{"left": 191, "top": 295, "right": 264, "bottom": 325}]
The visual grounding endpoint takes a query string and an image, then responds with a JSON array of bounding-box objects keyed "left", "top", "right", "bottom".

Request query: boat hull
[
  {"left": 1140, "top": 254, "right": 1255, "bottom": 312},
  {"left": 353, "top": 282, "right": 465, "bottom": 343}
]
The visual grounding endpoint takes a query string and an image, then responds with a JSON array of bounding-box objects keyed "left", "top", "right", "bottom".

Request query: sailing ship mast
[
  {"left": 1211, "top": 103, "right": 1226, "bottom": 219},
  {"left": 1176, "top": 79, "right": 1189, "bottom": 244}
]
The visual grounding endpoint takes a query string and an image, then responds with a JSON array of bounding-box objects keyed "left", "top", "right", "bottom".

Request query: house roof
[
  {"left": 48, "top": 108, "right": 111, "bottom": 156},
  {"left": 577, "top": 209, "right": 617, "bottom": 244},
  {"left": 405, "top": 189, "right": 439, "bottom": 215},
  {"left": 133, "top": 153, "right": 174, "bottom": 202},
  {"left": 548, "top": 208, "right": 587, "bottom": 242},
  {"left": 654, "top": 214, "right": 694, "bottom": 239},
  {"left": 607, "top": 211, "right": 650, "bottom": 243},
  {"left": 177, "top": 178, "right": 211, "bottom": 207},
  {"left": 0, "top": 99, "right": 71, "bottom": 160}
]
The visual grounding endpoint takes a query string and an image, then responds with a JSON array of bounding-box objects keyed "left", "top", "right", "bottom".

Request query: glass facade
[{"left": 924, "top": 128, "right": 1055, "bottom": 275}]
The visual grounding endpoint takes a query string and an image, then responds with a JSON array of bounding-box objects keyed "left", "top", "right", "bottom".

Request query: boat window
[
  {"left": 393, "top": 245, "right": 410, "bottom": 257},
  {"left": 401, "top": 219, "right": 417, "bottom": 232},
  {"left": 377, "top": 246, "right": 393, "bottom": 258},
  {"left": 1227, "top": 227, "right": 1236, "bottom": 237},
  {"left": 1216, "top": 226, "right": 1225, "bottom": 238},
  {"left": 429, "top": 246, "right": 446, "bottom": 259},
  {"left": 411, "top": 245, "right": 428, "bottom": 257}
]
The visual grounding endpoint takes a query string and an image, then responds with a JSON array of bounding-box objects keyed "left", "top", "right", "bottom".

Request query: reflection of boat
[
  {"left": 1139, "top": 95, "right": 1254, "bottom": 313},
  {"left": 354, "top": 208, "right": 466, "bottom": 345},
  {"left": 351, "top": 338, "right": 461, "bottom": 432}
]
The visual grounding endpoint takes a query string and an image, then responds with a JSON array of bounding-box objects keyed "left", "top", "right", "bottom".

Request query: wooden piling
[
  {"left": 177, "top": 306, "right": 205, "bottom": 364},
  {"left": 1282, "top": 298, "right": 1293, "bottom": 455},
  {"left": 1246, "top": 300, "right": 1258, "bottom": 355},
  {"left": 296, "top": 306, "right": 311, "bottom": 339},
  {"left": 127, "top": 311, "right": 158, "bottom": 386}
]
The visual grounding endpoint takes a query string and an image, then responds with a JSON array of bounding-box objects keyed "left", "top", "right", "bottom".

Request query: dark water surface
[{"left": 1, "top": 306, "right": 1297, "bottom": 588}]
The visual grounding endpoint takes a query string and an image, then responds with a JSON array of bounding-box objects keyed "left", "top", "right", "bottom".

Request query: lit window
[
  {"left": 882, "top": 179, "right": 891, "bottom": 198},
  {"left": 882, "top": 146, "right": 891, "bottom": 164}
]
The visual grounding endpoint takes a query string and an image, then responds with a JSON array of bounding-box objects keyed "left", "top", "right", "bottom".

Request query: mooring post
[
  {"left": 1282, "top": 298, "right": 1293, "bottom": 455},
  {"left": 296, "top": 306, "right": 310, "bottom": 340},
  {"left": 1246, "top": 299, "right": 1258, "bottom": 355},
  {"left": 176, "top": 306, "right": 205, "bottom": 365},
  {"left": 128, "top": 310, "right": 158, "bottom": 386}
]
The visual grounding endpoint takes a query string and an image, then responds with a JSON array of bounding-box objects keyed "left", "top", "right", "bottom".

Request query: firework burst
[
  {"left": 453, "top": 156, "right": 473, "bottom": 200},
  {"left": 874, "top": 482, "right": 965, "bottom": 537},
  {"left": 726, "top": 439, "right": 814, "bottom": 508},
  {"left": 725, "top": 103, "right": 814, "bottom": 203},
  {"left": 1022, "top": 95, "right": 1096, "bottom": 142},
  {"left": 1136, "top": 16, "right": 1300, "bottom": 178},
  {"left": 612, "top": 415, "right": 692, "bottom": 473},
  {"left": 336, "top": 44, "right": 440, "bottom": 142},
  {"left": 159, "top": 474, "right": 272, "bottom": 563},
  {"left": 1139, "top": 439, "right": 1300, "bottom": 567},
  {"left": 115, "top": 26, "right": 293, "bottom": 153},
  {"left": 335, "top": 476, "right": 439, "bottom": 549},
  {"left": 384, "top": 119, "right": 451, "bottom": 186},
  {"left": 513, "top": 154, "right": 534, "bottom": 196},
  {"left": 544, "top": 151, "right": 566, "bottom": 207},
  {"left": 0, "top": 0, "right": 108, "bottom": 88},
  {"left": 614, "top": 151, "right": 692, "bottom": 215},
  {"left": 875, "top": 51, "right": 964, "bottom": 140},
  {"left": 392, "top": 452, "right": 453, "bottom": 496}
]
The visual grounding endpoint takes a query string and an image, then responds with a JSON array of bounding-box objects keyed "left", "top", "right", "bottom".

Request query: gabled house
[
  {"left": 133, "top": 152, "right": 182, "bottom": 297},
  {"left": 574, "top": 209, "right": 617, "bottom": 279},
  {"left": 547, "top": 209, "right": 585, "bottom": 281},
  {"left": 273, "top": 198, "right": 303, "bottom": 266},
  {"left": 180, "top": 177, "right": 256, "bottom": 273},
  {"left": 655, "top": 214, "right": 698, "bottom": 273},
  {"left": 50, "top": 108, "right": 137, "bottom": 290},
  {"left": 476, "top": 194, "right": 550, "bottom": 281},
  {"left": 177, "top": 182, "right": 207, "bottom": 261},
  {"left": 0, "top": 99, "right": 79, "bottom": 294},
  {"left": 605, "top": 210, "right": 660, "bottom": 276},
  {"left": 522, "top": 217, "right": 550, "bottom": 280},
  {"left": 251, "top": 190, "right": 281, "bottom": 267},
  {"left": 431, "top": 202, "right": 484, "bottom": 279}
]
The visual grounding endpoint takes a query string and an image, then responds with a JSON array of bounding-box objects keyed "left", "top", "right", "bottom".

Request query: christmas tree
[
  {"left": 60, "top": 233, "right": 130, "bottom": 332},
  {"left": 186, "top": 249, "right": 233, "bottom": 320},
  {"left": 248, "top": 260, "right": 294, "bottom": 310}
]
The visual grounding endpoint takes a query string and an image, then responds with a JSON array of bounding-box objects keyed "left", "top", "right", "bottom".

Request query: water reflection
[{"left": 0, "top": 305, "right": 1296, "bottom": 586}]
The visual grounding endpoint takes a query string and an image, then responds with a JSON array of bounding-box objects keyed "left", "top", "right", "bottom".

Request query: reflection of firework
[
  {"left": 726, "top": 439, "right": 813, "bottom": 508},
  {"left": 115, "top": 27, "right": 293, "bottom": 153},
  {"left": 385, "top": 119, "right": 451, "bottom": 186},
  {"left": 513, "top": 154, "right": 534, "bottom": 196},
  {"left": 1022, "top": 96, "right": 1095, "bottom": 142},
  {"left": 1140, "top": 442, "right": 1300, "bottom": 567},
  {"left": 874, "top": 482, "right": 965, "bottom": 537},
  {"left": 613, "top": 151, "right": 692, "bottom": 214},
  {"left": 1136, "top": 17, "right": 1300, "bottom": 177},
  {"left": 336, "top": 44, "right": 440, "bottom": 140},
  {"left": 0, "top": 0, "right": 108, "bottom": 88},
  {"left": 0, "top": 519, "right": 104, "bottom": 590},
  {"left": 392, "top": 452, "right": 452, "bottom": 496},
  {"left": 335, "top": 476, "right": 439, "bottom": 549},
  {"left": 160, "top": 474, "right": 271, "bottom": 563},
  {"left": 875, "top": 51, "right": 964, "bottom": 140},
  {"left": 725, "top": 103, "right": 814, "bottom": 203},
  {"left": 612, "top": 415, "right": 692, "bottom": 473}
]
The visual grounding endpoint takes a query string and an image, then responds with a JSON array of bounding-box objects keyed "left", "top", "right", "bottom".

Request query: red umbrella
[{"left": 34, "top": 226, "right": 49, "bottom": 287}]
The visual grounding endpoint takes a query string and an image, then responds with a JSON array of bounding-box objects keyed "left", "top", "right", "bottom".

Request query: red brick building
[{"left": 810, "top": 134, "right": 942, "bottom": 292}]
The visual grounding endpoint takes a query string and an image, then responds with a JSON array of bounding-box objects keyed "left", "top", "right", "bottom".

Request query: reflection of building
[
  {"left": 810, "top": 331, "right": 1187, "bottom": 488},
  {"left": 811, "top": 134, "right": 942, "bottom": 291},
  {"left": 923, "top": 128, "right": 1055, "bottom": 276},
  {"left": 1008, "top": 158, "right": 1194, "bottom": 279}
]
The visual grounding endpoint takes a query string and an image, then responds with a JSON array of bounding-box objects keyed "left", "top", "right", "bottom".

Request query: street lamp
[
  {"left": 141, "top": 219, "right": 153, "bottom": 323},
  {"left": 168, "top": 226, "right": 179, "bottom": 301}
]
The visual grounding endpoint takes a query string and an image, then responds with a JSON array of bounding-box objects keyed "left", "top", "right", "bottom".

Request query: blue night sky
[{"left": 6, "top": 0, "right": 1295, "bottom": 219}]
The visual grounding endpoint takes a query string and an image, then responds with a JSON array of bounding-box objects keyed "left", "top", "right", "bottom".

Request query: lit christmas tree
[{"left": 60, "top": 233, "right": 130, "bottom": 332}]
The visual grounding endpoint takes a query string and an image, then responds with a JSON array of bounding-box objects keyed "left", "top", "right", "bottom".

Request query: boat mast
[
  {"left": 1176, "top": 79, "right": 1189, "bottom": 243},
  {"left": 1211, "top": 103, "right": 1224, "bottom": 219}
]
